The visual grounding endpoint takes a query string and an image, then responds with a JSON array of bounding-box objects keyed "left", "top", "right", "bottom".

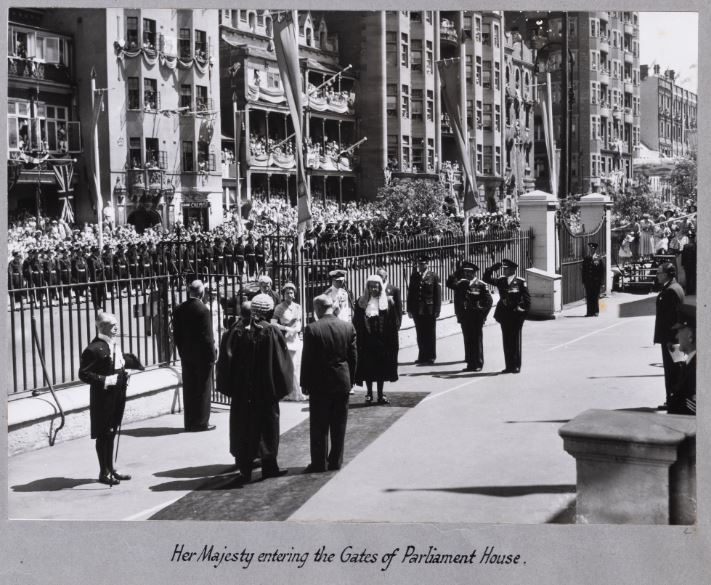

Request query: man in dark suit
[
  {"left": 377, "top": 268, "right": 403, "bottom": 329},
  {"left": 79, "top": 312, "right": 143, "bottom": 486},
  {"left": 447, "top": 261, "right": 493, "bottom": 372},
  {"left": 581, "top": 241, "right": 605, "bottom": 317},
  {"left": 654, "top": 262, "right": 685, "bottom": 410},
  {"left": 406, "top": 255, "right": 441, "bottom": 364},
  {"left": 668, "top": 301, "right": 696, "bottom": 415},
  {"left": 301, "top": 294, "right": 357, "bottom": 473},
  {"left": 483, "top": 259, "right": 531, "bottom": 374},
  {"left": 173, "top": 280, "right": 217, "bottom": 432}
]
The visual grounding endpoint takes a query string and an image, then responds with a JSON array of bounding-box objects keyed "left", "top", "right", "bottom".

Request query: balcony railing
[{"left": 8, "top": 56, "right": 72, "bottom": 84}]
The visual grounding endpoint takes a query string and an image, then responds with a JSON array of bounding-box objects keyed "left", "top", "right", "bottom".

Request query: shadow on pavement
[
  {"left": 404, "top": 369, "right": 499, "bottom": 377},
  {"left": 588, "top": 374, "right": 662, "bottom": 379},
  {"left": 121, "top": 427, "right": 185, "bottom": 437},
  {"left": 505, "top": 419, "right": 571, "bottom": 424},
  {"left": 384, "top": 484, "right": 576, "bottom": 497},
  {"left": 12, "top": 477, "right": 97, "bottom": 492},
  {"left": 150, "top": 475, "right": 239, "bottom": 492},
  {"left": 617, "top": 295, "right": 656, "bottom": 318},
  {"left": 615, "top": 406, "right": 659, "bottom": 413},
  {"left": 154, "top": 464, "right": 235, "bottom": 479}
]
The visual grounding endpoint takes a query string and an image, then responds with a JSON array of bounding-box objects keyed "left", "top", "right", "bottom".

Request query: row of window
[
  {"left": 386, "top": 135, "right": 435, "bottom": 172},
  {"left": 126, "top": 77, "right": 210, "bottom": 111},
  {"left": 125, "top": 17, "right": 207, "bottom": 57},
  {"left": 7, "top": 100, "right": 81, "bottom": 152},
  {"left": 590, "top": 115, "right": 639, "bottom": 145},
  {"left": 590, "top": 155, "right": 632, "bottom": 178},
  {"left": 128, "top": 136, "right": 216, "bottom": 172},
  {"left": 385, "top": 33, "right": 434, "bottom": 72},
  {"left": 8, "top": 26, "right": 71, "bottom": 66},
  {"left": 386, "top": 86, "right": 435, "bottom": 121},
  {"left": 659, "top": 120, "right": 695, "bottom": 143},
  {"left": 658, "top": 94, "right": 697, "bottom": 121},
  {"left": 590, "top": 82, "right": 640, "bottom": 113},
  {"left": 461, "top": 16, "right": 501, "bottom": 49},
  {"left": 590, "top": 51, "right": 639, "bottom": 82}
]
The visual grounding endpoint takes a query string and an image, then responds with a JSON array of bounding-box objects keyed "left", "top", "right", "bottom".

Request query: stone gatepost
[
  {"left": 518, "top": 190, "right": 561, "bottom": 318},
  {"left": 559, "top": 409, "right": 696, "bottom": 525},
  {"left": 579, "top": 193, "right": 613, "bottom": 294}
]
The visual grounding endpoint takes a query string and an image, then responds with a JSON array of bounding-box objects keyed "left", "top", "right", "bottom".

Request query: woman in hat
[
  {"left": 653, "top": 214, "right": 670, "bottom": 254},
  {"left": 353, "top": 274, "right": 399, "bottom": 404},
  {"left": 272, "top": 282, "right": 305, "bottom": 401},
  {"left": 637, "top": 214, "right": 655, "bottom": 258}
]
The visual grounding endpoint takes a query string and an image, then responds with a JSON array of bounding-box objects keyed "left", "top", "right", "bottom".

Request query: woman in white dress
[
  {"left": 637, "top": 214, "right": 655, "bottom": 258},
  {"left": 272, "top": 282, "right": 306, "bottom": 401}
]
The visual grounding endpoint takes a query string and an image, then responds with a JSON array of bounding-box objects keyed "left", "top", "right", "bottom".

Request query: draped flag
[
  {"left": 53, "top": 162, "right": 75, "bottom": 223},
  {"left": 91, "top": 89, "right": 104, "bottom": 212},
  {"left": 273, "top": 10, "right": 312, "bottom": 232},
  {"left": 438, "top": 59, "right": 478, "bottom": 216}
]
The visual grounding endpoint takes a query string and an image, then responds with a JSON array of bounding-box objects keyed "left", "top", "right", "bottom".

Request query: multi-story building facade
[
  {"left": 640, "top": 64, "right": 698, "bottom": 158},
  {"left": 510, "top": 10, "right": 641, "bottom": 197},
  {"left": 45, "top": 8, "right": 223, "bottom": 229},
  {"left": 218, "top": 9, "right": 357, "bottom": 208},
  {"left": 7, "top": 8, "right": 83, "bottom": 219}
]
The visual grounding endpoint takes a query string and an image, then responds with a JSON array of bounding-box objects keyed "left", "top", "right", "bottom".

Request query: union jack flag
[{"left": 52, "top": 162, "right": 74, "bottom": 193}]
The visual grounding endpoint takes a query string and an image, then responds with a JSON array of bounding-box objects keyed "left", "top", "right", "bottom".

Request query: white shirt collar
[{"left": 97, "top": 333, "right": 115, "bottom": 345}]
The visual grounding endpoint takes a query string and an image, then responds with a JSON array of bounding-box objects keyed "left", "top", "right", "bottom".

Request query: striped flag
[
  {"left": 273, "top": 10, "right": 312, "bottom": 232},
  {"left": 438, "top": 59, "right": 478, "bottom": 216}
]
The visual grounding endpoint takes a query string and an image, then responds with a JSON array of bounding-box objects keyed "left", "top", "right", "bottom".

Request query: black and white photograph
[{"left": 2, "top": 4, "right": 708, "bottom": 584}]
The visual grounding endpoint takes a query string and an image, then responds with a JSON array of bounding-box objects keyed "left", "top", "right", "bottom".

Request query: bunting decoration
[
  {"left": 437, "top": 59, "right": 479, "bottom": 216},
  {"left": 273, "top": 10, "right": 313, "bottom": 232}
]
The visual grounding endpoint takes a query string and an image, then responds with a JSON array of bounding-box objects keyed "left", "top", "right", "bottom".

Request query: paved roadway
[{"left": 8, "top": 292, "right": 667, "bottom": 523}]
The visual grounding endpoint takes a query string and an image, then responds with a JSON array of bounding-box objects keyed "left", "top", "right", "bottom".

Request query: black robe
[{"left": 353, "top": 297, "right": 399, "bottom": 384}]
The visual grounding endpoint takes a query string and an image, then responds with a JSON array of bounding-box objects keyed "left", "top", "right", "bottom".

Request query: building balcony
[
  {"left": 8, "top": 56, "right": 72, "bottom": 85},
  {"left": 599, "top": 68, "right": 610, "bottom": 84},
  {"left": 624, "top": 22, "right": 634, "bottom": 35},
  {"left": 222, "top": 162, "right": 238, "bottom": 179},
  {"left": 599, "top": 103, "right": 611, "bottom": 118},
  {"left": 624, "top": 80, "right": 633, "bottom": 94},
  {"left": 612, "top": 107, "right": 622, "bottom": 120},
  {"left": 624, "top": 50, "right": 634, "bottom": 64},
  {"left": 625, "top": 110, "right": 634, "bottom": 125},
  {"left": 599, "top": 35, "right": 609, "bottom": 52},
  {"left": 440, "top": 20, "right": 459, "bottom": 46}
]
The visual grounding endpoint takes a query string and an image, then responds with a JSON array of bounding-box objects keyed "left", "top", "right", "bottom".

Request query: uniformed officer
[
  {"left": 58, "top": 247, "right": 73, "bottom": 300},
  {"left": 113, "top": 244, "right": 129, "bottom": 295},
  {"left": 102, "top": 244, "right": 116, "bottom": 297},
  {"left": 212, "top": 237, "right": 225, "bottom": 284},
  {"left": 126, "top": 242, "right": 139, "bottom": 293},
  {"left": 581, "top": 242, "right": 605, "bottom": 317},
  {"left": 244, "top": 234, "right": 256, "bottom": 279},
  {"left": 234, "top": 235, "right": 245, "bottom": 278},
  {"left": 482, "top": 259, "right": 530, "bottom": 374},
  {"left": 406, "top": 255, "right": 441, "bottom": 364},
  {"left": 8, "top": 250, "right": 24, "bottom": 305},
  {"left": 87, "top": 245, "right": 106, "bottom": 307},
  {"left": 323, "top": 268, "right": 355, "bottom": 323},
  {"left": 72, "top": 246, "right": 90, "bottom": 300},
  {"left": 447, "top": 260, "right": 493, "bottom": 372},
  {"left": 255, "top": 237, "right": 266, "bottom": 274}
]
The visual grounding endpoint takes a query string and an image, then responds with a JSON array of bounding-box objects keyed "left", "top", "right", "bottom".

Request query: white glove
[{"left": 105, "top": 374, "right": 119, "bottom": 388}]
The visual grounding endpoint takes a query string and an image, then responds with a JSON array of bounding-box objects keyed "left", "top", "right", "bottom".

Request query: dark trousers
[
  {"left": 460, "top": 315, "right": 484, "bottom": 369},
  {"left": 94, "top": 431, "right": 117, "bottom": 476},
  {"left": 661, "top": 345, "right": 681, "bottom": 404},
  {"left": 584, "top": 283, "right": 601, "bottom": 316},
  {"left": 233, "top": 400, "right": 281, "bottom": 477},
  {"left": 500, "top": 320, "right": 524, "bottom": 371},
  {"left": 182, "top": 363, "right": 213, "bottom": 430},
  {"left": 413, "top": 313, "right": 437, "bottom": 362},
  {"left": 309, "top": 392, "right": 349, "bottom": 471}
]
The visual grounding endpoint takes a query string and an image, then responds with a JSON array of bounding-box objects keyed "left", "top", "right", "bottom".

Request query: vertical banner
[
  {"left": 273, "top": 10, "right": 313, "bottom": 233},
  {"left": 438, "top": 59, "right": 478, "bottom": 217}
]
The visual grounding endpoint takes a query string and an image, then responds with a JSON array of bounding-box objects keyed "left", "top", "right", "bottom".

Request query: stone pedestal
[
  {"left": 518, "top": 190, "right": 559, "bottom": 273},
  {"left": 579, "top": 193, "right": 613, "bottom": 293},
  {"left": 526, "top": 267, "right": 561, "bottom": 318},
  {"left": 559, "top": 409, "right": 696, "bottom": 524}
]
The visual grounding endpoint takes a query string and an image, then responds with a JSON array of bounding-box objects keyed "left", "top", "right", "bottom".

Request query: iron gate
[{"left": 558, "top": 213, "right": 607, "bottom": 305}]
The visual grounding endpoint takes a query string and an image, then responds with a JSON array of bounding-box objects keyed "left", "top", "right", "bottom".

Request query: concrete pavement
[{"left": 8, "top": 291, "right": 667, "bottom": 523}]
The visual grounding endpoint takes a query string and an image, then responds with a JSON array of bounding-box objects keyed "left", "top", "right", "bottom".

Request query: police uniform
[
  {"left": 406, "top": 257, "right": 441, "bottom": 363},
  {"left": 323, "top": 269, "right": 354, "bottom": 323},
  {"left": 447, "top": 261, "right": 493, "bottom": 371},
  {"left": 87, "top": 248, "right": 106, "bottom": 306},
  {"left": 8, "top": 252, "right": 24, "bottom": 303},
  {"left": 581, "top": 242, "right": 605, "bottom": 317},
  {"left": 482, "top": 259, "right": 530, "bottom": 373}
]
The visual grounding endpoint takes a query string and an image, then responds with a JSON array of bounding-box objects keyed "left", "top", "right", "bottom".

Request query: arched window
[
  {"left": 248, "top": 11, "right": 256, "bottom": 32},
  {"left": 265, "top": 17, "right": 272, "bottom": 37},
  {"left": 524, "top": 72, "right": 530, "bottom": 92},
  {"left": 306, "top": 27, "right": 313, "bottom": 47}
]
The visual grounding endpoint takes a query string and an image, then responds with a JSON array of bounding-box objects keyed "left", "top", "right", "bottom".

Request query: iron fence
[
  {"left": 8, "top": 228, "right": 533, "bottom": 396},
  {"left": 558, "top": 213, "right": 608, "bottom": 305}
]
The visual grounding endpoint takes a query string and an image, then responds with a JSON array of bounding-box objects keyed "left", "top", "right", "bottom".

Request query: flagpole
[
  {"left": 91, "top": 68, "right": 104, "bottom": 251},
  {"left": 546, "top": 72, "right": 558, "bottom": 197}
]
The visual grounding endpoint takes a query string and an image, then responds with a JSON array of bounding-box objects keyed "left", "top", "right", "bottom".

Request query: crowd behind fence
[{"left": 8, "top": 228, "right": 533, "bottom": 396}]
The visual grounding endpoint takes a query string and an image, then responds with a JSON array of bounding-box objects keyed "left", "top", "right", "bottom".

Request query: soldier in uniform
[
  {"left": 44, "top": 248, "right": 60, "bottom": 304},
  {"left": 406, "top": 255, "right": 441, "bottom": 364},
  {"left": 234, "top": 235, "right": 245, "bottom": 279},
  {"left": 244, "top": 234, "right": 256, "bottom": 280},
  {"left": 58, "top": 247, "right": 73, "bottom": 301},
  {"left": 223, "top": 235, "right": 235, "bottom": 277},
  {"left": 139, "top": 242, "right": 153, "bottom": 292},
  {"left": 482, "top": 259, "right": 531, "bottom": 374},
  {"left": 72, "top": 246, "right": 90, "bottom": 300},
  {"left": 447, "top": 261, "right": 493, "bottom": 371},
  {"left": 87, "top": 245, "right": 106, "bottom": 308},
  {"left": 212, "top": 237, "right": 225, "bottom": 284},
  {"left": 9, "top": 250, "right": 25, "bottom": 305},
  {"left": 102, "top": 244, "right": 116, "bottom": 297},
  {"left": 126, "top": 242, "right": 139, "bottom": 293},
  {"left": 113, "top": 243, "right": 129, "bottom": 296},
  {"left": 255, "top": 237, "right": 266, "bottom": 274},
  {"left": 323, "top": 269, "right": 355, "bottom": 323},
  {"left": 581, "top": 242, "right": 605, "bottom": 317}
]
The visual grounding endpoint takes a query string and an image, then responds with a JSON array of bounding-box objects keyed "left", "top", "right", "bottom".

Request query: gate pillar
[
  {"left": 518, "top": 190, "right": 559, "bottom": 273},
  {"left": 580, "top": 193, "right": 613, "bottom": 293}
]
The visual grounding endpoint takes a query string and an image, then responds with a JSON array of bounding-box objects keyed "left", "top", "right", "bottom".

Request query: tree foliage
[
  {"left": 374, "top": 179, "right": 461, "bottom": 232},
  {"left": 611, "top": 175, "right": 663, "bottom": 224},
  {"left": 670, "top": 154, "right": 697, "bottom": 205}
]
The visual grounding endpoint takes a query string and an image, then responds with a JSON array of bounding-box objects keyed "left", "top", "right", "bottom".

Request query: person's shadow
[{"left": 12, "top": 477, "right": 97, "bottom": 492}]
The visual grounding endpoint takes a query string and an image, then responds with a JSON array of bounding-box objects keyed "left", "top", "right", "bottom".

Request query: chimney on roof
[
  {"left": 653, "top": 64, "right": 661, "bottom": 76},
  {"left": 640, "top": 64, "right": 649, "bottom": 81},
  {"left": 665, "top": 69, "right": 675, "bottom": 81}
]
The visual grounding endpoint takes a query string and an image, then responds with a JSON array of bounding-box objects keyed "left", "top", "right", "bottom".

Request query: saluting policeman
[
  {"left": 482, "top": 259, "right": 530, "bottom": 374},
  {"left": 447, "top": 260, "right": 493, "bottom": 372},
  {"left": 407, "top": 254, "right": 441, "bottom": 364}
]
